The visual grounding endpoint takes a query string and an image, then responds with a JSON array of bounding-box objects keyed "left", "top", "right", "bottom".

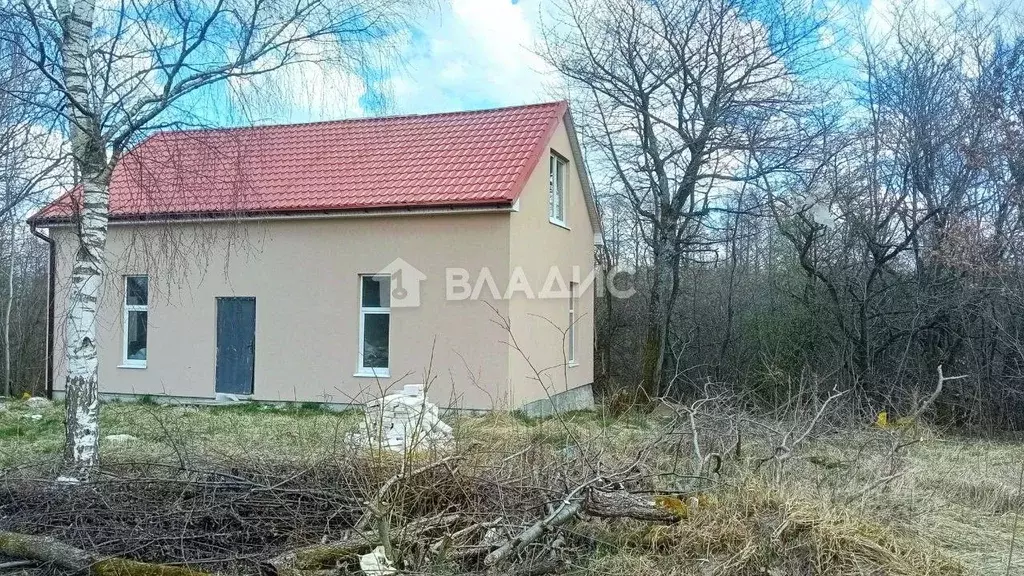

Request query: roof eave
[
  {"left": 30, "top": 201, "right": 518, "bottom": 227},
  {"left": 561, "top": 108, "right": 604, "bottom": 241}
]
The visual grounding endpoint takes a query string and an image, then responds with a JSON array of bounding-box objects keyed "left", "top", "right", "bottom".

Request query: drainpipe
[{"left": 29, "top": 223, "right": 54, "bottom": 400}]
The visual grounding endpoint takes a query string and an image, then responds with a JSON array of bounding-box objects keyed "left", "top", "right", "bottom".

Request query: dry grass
[
  {"left": 0, "top": 398, "right": 1022, "bottom": 575},
  {"left": 0, "top": 399, "right": 362, "bottom": 469},
  {"left": 453, "top": 410, "right": 1024, "bottom": 575},
  {"left": 579, "top": 486, "right": 967, "bottom": 575},
  {"left": 744, "top": 426, "right": 1024, "bottom": 575}
]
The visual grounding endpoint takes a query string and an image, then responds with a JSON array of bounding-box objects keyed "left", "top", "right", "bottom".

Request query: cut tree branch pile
[
  {"left": 0, "top": 442, "right": 696, "bottom": 576},
  {"left": 0, "top": 486, "right": 683, "bottom": 576}
]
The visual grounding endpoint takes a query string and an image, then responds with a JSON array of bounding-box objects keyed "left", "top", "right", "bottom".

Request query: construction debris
[
  {"left": 358, "top": 546, "right": 396, "bottom": 576},
  {"left": 355, "top": 385, "right": 452, "bottom": 452},
  {"left": 24, "top": 397, "right": 49, "bottom": 409}
]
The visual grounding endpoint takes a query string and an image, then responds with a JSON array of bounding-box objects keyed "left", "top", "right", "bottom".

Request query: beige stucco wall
[
  {"left": 507, "top": 117, "right": 596, "bottom": 405},
  {"left": 51, "top": 213, "right": 515, "bottom": 409},
  {"left": 47, "top": 116, "right": 598, "bottom": 411}
]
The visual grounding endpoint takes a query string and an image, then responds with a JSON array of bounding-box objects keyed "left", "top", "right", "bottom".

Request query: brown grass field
[{"left": 0, "top": 398, "right": 1022, "bottom": 575}]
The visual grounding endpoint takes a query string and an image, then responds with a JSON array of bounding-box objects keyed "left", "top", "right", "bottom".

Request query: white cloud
[
  {"left": 227, "top": 38, "right": 366, "bottom": 123},
  {"left": 863, "top": 0, "right": 973, "bottom": 37},
  {"left": 858, "top": 0, "right": 996, "bottom": 80},
  {"left": 382, "top": 0, "right": 561, "bottom": 114},
  {"left": 219, "top": 0, "right": 560, "bottom": 120}
]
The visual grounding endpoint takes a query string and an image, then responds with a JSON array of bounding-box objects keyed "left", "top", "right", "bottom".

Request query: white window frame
[
  {"left": 568, "top": 282, "right": 578, "bottom": 366},
  {"left": 121, "top": 275, "right": 148, "bottom": 368},
  {"left": 356, "top": 274, "right": 391, "bottom": 378},
  {"left": 549, "top": 152, "right": 569, "bottom": 228}
]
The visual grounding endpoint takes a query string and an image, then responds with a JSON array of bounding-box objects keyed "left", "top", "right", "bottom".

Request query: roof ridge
[{"left": 152, "top": 100, "right": 569, "bottom": 139}]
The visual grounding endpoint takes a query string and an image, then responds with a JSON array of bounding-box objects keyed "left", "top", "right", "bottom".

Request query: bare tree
[
  {"left": 0, "top": 19, "right": 62, "bottom": 398},
  {"left": 1, "top": 0, "right": 429, "bottom": 476},
  {"left": 764, "top": 4, "right": 1003, "bottom": 411},
  {"left": 541, "top": 0, "right": 826, "bottom": 397},
  {"left": 565, "top": 0, "right": 1024, "bottom": 429}
]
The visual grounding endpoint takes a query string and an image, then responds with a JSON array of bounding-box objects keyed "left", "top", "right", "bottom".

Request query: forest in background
[{"left": 557, "top": 0, "right": 1024, "bottom": 431}]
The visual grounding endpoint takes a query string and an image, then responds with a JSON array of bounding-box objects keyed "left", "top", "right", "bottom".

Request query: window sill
[
  {"left": 118, "top": 363, "right": 147, "bottom": 370},
  {"left": 549, "top": 218, "right": 570, "bottom": 230},
  {"left": 568, "top": 362, "right": 579, "bottom": 368},
  {"left": 354, "top": 369, "right": 391, "bottom": 378}
]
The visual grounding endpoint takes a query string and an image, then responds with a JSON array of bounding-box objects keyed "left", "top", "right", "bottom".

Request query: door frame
[{"left": 215, "top": 296, "right": 256, "bottom": 396}]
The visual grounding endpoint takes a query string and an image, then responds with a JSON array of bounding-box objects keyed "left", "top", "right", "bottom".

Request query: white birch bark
[
  {"left": 61, "top": 0, "right": 108, "bottom": 474},
  {"left": 5, "top": 221, "right": 15, "bottom": 397}
]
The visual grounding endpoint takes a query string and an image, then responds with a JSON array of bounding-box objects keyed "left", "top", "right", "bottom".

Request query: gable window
[
  {"left": 357, "top": 274, "right": 390, "bottom": 377},
  {"left": 122, "top": 275, "right": 148, "bottom": 368},
  {"left": 568, "top": 281, "right": 577, "bottom": 365},
  {"left": 549, "top": 153, "right": 568, "bottom": 226}
]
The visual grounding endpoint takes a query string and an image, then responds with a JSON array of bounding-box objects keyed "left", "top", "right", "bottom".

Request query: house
[{"left": 29, "top": 102, "right": 602, "bottom": 412}]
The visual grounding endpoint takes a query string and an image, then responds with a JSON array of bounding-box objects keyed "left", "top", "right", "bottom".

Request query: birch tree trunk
[
  {"left": 60, "top": 0, "right": 108, "bottom": 474},
  {"left": 5, "top": 221, "right": 15, "bottom": 397},
  {"left": 62, "top": 176, "right": 107, "bottom": 472}
]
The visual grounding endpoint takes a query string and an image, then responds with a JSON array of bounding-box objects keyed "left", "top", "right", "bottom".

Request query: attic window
[{"left": 549, "top": 153, "right": 568, "bottom": 227}]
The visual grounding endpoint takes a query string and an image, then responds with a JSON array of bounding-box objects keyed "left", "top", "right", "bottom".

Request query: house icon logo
[{"left": 377, "top": 258, "right": 426, "bottom": 308}]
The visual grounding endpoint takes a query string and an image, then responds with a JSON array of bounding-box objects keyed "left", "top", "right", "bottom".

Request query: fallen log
[
  {"left": 0, "top": 531, "right": 210, "bottom": 576},
  {"left": 583, "top": 488, "right": 683, "bottom": 522},
  {"left": 484, "top": 483, "right": 685, "bottom": 569},
  {"left": 267, "top": 534, "right": 372, "bottom": 574}
]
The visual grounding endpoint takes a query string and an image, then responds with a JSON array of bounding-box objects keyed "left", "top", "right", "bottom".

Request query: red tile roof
[{"left": 30, "top": 101, "right": 568, "bottom": 223}]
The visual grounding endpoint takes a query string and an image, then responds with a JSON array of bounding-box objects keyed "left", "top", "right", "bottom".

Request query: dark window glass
[
  {"left": 361, "top": 275, "right": 390, "bottom": 308},
  {"left": 126, "top": 311, "right": 147, "bottom": 360},
  {"left": 126, "top": 276, "right": 148, "bottom": 305},
  {"left": 362, "top": 313, "right": 389, "bottom": 368}
]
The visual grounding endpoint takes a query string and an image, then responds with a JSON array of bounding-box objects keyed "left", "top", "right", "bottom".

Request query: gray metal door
[{"left": 215, "top": 297, "right": 256, "bottom": 395}]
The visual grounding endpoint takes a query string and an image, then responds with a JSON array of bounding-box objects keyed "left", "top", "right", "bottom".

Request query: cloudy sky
[
  {"left": 203, "top": 0, "right": 988, "bottom": 126},
  {"left": 383, "top": 0, "right": 559, "bottom": 114},
  {"left": 223, "top": 0, "right": 560, "bottom": 125}
]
